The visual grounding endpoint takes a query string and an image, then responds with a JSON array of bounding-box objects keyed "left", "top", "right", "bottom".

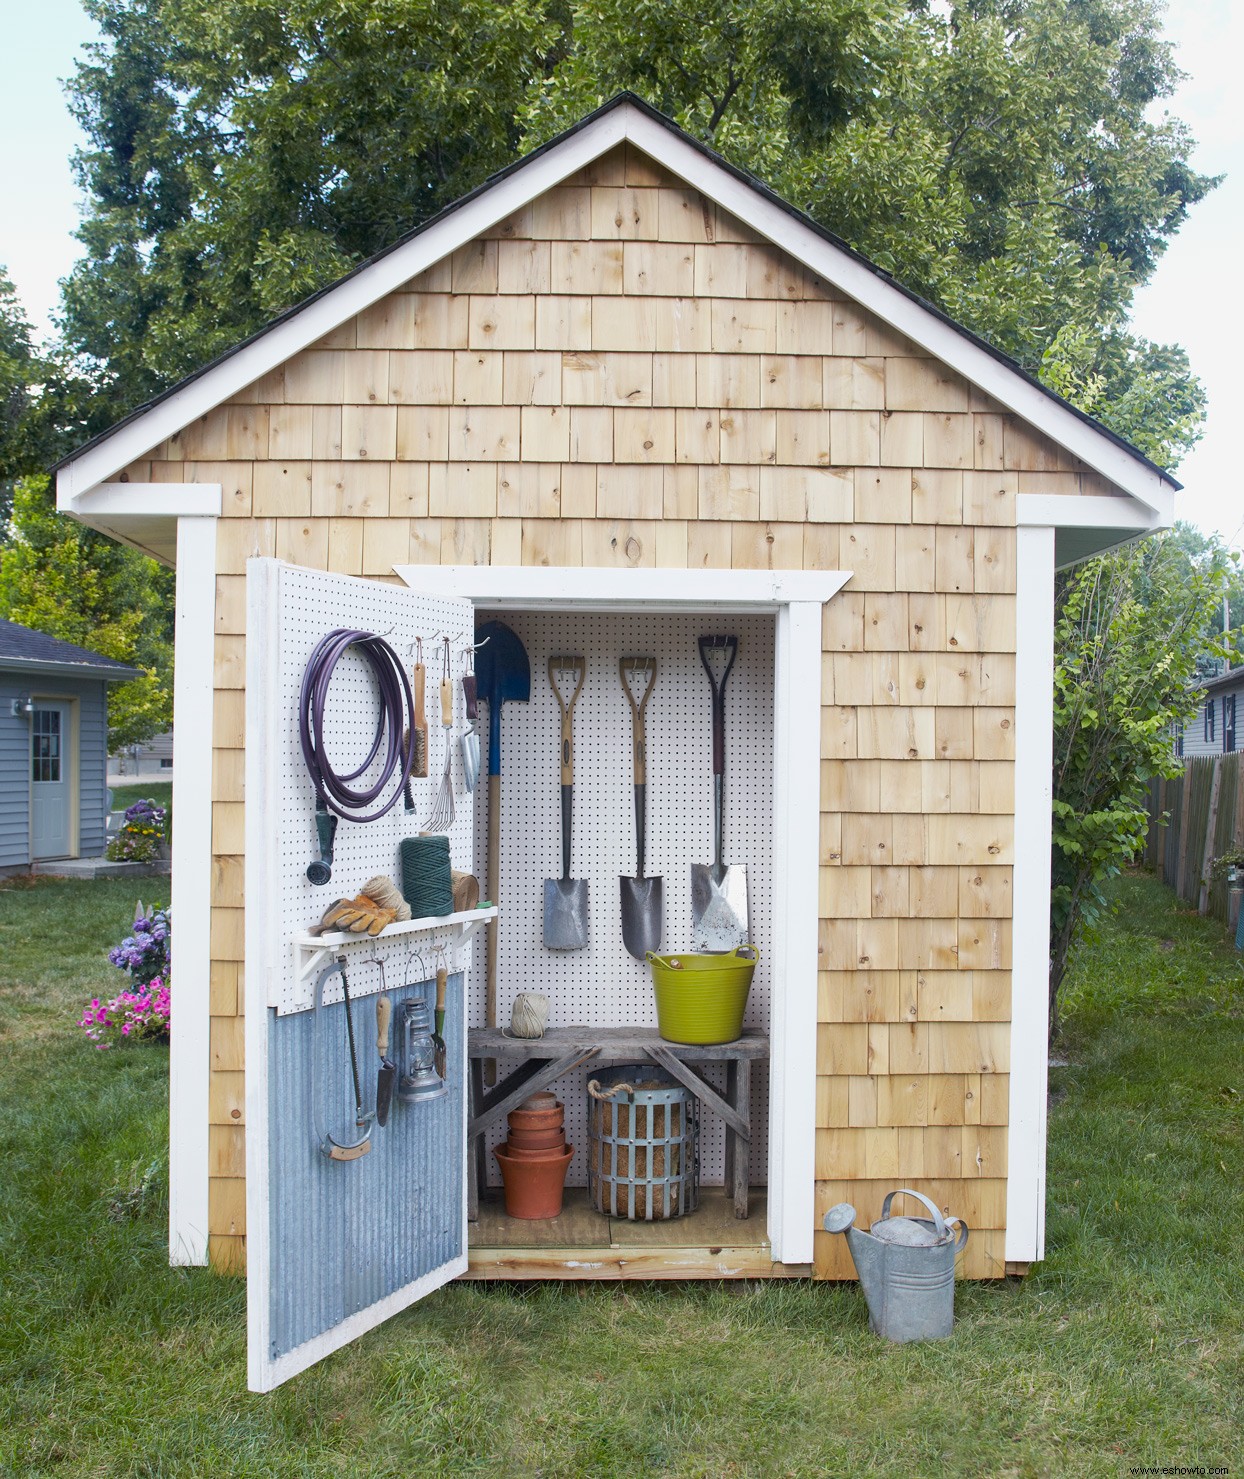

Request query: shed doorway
[
  {"left": 466, "top": 607, "right": 779, "bottom": 1276},
  {"left": 398, "top": 565, "right": 844, "bottom": 1275}
]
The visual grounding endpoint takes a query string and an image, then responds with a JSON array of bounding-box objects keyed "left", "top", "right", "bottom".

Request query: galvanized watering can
[{"left": 824, "top": 1188, "right": 968, "bottom": 1343}]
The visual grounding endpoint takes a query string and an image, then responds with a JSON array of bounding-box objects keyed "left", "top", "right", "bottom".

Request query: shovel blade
[
  {"left": 376, "top": 1060, "right": 396, "bottom": 1127},
  {"left": 461, "top": 729, "right": 480, "bottom": 792},
  {"left": 620, "top": 874, "right": 664, "bottom": 960},
  {"left": 543, "top": 878, "right": 589, "bottom": 950},
  {"left": 690, "top": 862, "right": 749, "bottom": 952}
]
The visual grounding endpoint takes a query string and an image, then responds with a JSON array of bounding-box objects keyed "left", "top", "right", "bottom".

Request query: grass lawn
[
  {"left": 1, "top": 871, "right": 1241, "bottom": 1477},
  {"left": 108, "top": 780, "right": 173, "bottom": 814}
]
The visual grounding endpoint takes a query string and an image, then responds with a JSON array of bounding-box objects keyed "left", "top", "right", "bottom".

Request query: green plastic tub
[{"left": 645, "top": 946, "right": 759, "bottom": 1045}]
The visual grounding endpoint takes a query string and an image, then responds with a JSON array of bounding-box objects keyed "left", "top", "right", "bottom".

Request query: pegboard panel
[
  {"left": 253, "top": 561, "right": 477, "bottom": 1014},
  {"left": 469, "top": 610, "right": 775, "bottom": 1189}
]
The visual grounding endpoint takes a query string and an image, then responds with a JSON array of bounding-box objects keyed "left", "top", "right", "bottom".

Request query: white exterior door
[{"left": 30, "top": 703, "right": 72, "bottom": 860}]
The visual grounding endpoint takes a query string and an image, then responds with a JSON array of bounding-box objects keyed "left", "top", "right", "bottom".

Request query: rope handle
[{"left": 588, "top": 1079, "right": 636, "bottom": 1101}]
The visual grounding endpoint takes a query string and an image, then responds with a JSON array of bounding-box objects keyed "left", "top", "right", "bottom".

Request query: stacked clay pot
[{"left": 493, "top": 1092, "right": 573, "bottom": 1218}]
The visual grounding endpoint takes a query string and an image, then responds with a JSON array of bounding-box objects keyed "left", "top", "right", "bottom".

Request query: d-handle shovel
[
  {"left": 691, "top": 634, "right": 749, "bottom": 952},
  {"left": 619, "top": 656, "right": 663, "bottom": 960},
  {"left": 543, "top": 655, "right": 589, "bottom": 950}
]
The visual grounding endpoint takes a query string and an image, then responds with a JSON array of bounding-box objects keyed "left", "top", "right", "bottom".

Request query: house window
[
  {"left": 31, "top": 709, "right": 61, "bottom": 783},
  {"left": 1225, "top": 695, "right": 1237, "bottom": 754},
  {"left": 160, "top": 757, "right": 173, "bottom": 769},
  {"left": 1205, "top": 699, "right": 1215, "bottom": 744},
  {"left": 1174, "top": 722, "right": 1184, "bottom": 758}
]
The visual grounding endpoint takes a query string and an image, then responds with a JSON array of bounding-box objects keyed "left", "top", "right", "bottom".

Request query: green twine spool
[{"left": 399, "top": 834, "right": 453, "bottom": 918}]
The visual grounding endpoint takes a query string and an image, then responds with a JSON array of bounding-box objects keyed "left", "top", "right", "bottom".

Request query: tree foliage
[
  {"left": 57, "top": 0, "right": 1214, "bottom": 470},
  {"left": 0, "top": 477, "right": 174, "bottom": 749},
  {"left": 1049, "top": 534, "right": 1237, "bottom": 1033}
]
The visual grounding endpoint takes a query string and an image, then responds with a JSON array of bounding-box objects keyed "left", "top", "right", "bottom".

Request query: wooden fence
[{"left": 1145, "top": 752, "right": 1243, "bottom": 923}]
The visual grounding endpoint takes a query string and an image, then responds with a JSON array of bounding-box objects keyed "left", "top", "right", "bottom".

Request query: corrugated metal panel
[{"left": 266, "top": 968, "right": 465, "bottom": 1363}]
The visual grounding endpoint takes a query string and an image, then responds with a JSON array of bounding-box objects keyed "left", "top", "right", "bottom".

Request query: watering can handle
[{"left": 881, "top": 1188, "right": 951, "bottom": 1240}]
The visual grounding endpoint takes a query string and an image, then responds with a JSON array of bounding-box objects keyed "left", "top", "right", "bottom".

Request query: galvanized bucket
[
  {"left": 824, "top": 1188, "right": 968, "bottom": 1342},
  {"left": 587, "top": 1066, "right": 698, "bottom": 1220}
]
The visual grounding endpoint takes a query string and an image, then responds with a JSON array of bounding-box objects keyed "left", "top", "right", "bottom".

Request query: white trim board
[
  {"left": 393, "top": 565, "right": 851, "bottom": 612},
  {"left": 1006, "top": 525, "right": 1056, "bottom": 1264},
  {"left": 168, "top": 514, "right": 218, "bottom": 1266},
  {"left": 397, "top": 560, "right": 829, "bottom": 1267},
  {"left": 54, "top": 98, "right": 1172, "bottom": 520}
]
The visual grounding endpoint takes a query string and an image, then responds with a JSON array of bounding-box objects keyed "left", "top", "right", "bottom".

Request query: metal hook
[
  {"left": 407, "top": 636, "right": 424, "bottom": 661},
  {"left": 404, "top": 946, "right": 427, "bottom": 982},
  {"left": 362, "top": 957, "right": 388, "bottom": 994}
]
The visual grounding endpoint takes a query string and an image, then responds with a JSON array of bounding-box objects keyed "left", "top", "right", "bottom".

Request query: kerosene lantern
[{"left": 397, "top": 988, "right": 446, "bottom": 1104}]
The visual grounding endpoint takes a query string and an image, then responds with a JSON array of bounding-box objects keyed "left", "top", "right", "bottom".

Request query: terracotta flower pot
[
  {"left": 507, "top": 1103, "right": 564, "bottom": 1132},
  {"left": 506, "top": 1125, "right": 565, "bottom": 1150},
  {"left": 503, "top": 1140, "right": 567, "bottom": 1160},
  {"left": 494, "top": 1143, "right": 574, "bottom": 1219}
]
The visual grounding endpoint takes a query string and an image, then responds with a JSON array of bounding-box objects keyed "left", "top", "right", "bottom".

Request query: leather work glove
[{"left": 320, "top": 894, "right": 396, "bottom": 936}]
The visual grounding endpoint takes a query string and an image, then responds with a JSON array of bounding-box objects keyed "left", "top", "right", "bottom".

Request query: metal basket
[{"left": 587, "top": 1066, "right": 699, "bottom": 1220}]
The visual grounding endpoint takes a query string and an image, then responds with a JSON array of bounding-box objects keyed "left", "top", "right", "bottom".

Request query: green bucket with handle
[{"left": 645, "top": 946, "right": 759, "bottom": 1045}]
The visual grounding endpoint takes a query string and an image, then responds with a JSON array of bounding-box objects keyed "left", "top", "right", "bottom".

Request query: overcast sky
[{"left": 1, "top": 1, "right": 1238, "bottom": 547}]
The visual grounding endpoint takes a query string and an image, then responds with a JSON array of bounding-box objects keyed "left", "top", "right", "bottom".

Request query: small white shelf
[{"left": 289, "top": 906, "right": 497, "bottom": 999}]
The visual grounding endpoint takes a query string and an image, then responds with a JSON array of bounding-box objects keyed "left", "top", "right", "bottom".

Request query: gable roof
[
  {"left": 0, "top": 618, "right": 140, "bottom": 680},
  {"left": 56, "top": 92, "right": 1176, "bottom": 526}
]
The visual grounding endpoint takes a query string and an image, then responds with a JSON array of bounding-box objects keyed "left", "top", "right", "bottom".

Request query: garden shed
[
  {"left": 53, "top": 95, "right": 1176, "bottom": 1390},
  {"left": 0, "top": 618, "right": 137, "bottom": 871}
]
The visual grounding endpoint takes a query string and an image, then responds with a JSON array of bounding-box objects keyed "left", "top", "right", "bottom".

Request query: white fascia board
[
  {"left": 1016, "top": 492, "right": 1169, "bottom": 531},
  {"left": 394, "top": 564, "right": 851, "bottom": 610},
  {"left": 55, "top": 112, "right": 630, "bottom": 496},
  {"left": 57, "top": 480, "right": 224, "bottom": 519},
  {"left": 619, "top": 111, "right": 1176, "bottom": 515}
]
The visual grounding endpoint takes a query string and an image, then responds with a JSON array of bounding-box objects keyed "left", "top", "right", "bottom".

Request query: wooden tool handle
[
  {"left": 436, "top": 965, "right": 447, "bottom": 1014},
  {"left": 560, "top": 708, "right": 574, "bottom": 785},
  {"left": 413, "top": 663, "right": 426, "bottom": 724},
  {"left": 376, "top": 995, "right": 391, "bottom": 1056},
  {"left": 440, "top": 678, "right": 453, "bottom": 726}
]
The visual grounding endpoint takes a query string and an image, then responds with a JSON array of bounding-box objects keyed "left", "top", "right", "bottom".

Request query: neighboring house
[
  {"left": 0, "top": 619, "right": 138, "bottom": 870},
  {"left": 109, "top": 727, "right": 174, "bottom": 779},
  {"left": 1180, "top": 665, "right": 1243, "bottom": 758},
  {"left": 52, "top": 96, "right": 1178, "bottom": 1389}
]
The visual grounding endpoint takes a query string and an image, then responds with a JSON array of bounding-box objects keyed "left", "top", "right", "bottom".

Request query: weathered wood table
[{"left": 467, "top": 1026, "right": 769, "bottom": 1222}]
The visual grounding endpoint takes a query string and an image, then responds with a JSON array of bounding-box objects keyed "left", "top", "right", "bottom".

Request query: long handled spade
[
  {"left": 691, "top": 634, "right": 749, "bottom": 951},
  {"left": 619, "top": 656, "right": 663, "bottom": 959},
  {"left": 544, "top": 655, "right": 589, "bottom": 950},
  {"left": 475, "top": 621, "right": 530, "bottom": 1082}
]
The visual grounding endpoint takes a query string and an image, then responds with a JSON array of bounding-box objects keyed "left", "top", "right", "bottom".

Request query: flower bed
[
  {"left": 105, "top": 798, "right": 167, "bottom": 863},
  {"left": 80, "top": 902, "right": 171, "bottom": 1049}
]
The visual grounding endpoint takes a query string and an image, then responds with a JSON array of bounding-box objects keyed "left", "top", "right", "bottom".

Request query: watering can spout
[{"left": 823, "top": 1202, "right": 886, "bottom": 1322}]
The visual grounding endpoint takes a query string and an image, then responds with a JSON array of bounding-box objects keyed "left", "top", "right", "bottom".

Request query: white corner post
[
  {"left": 169, "top": 513, "right": 219, "bottom": 1265},
  {"left": 1006, "top": 524, "right": 1056, "bottom": 1263},
  {"left": 768, "top": 600, "right": 823, "bottom": 1266}
]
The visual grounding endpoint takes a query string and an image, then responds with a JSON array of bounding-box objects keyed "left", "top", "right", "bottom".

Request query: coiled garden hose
[{"left": 300, "top": 628, "right": 416, "bottom": 884}]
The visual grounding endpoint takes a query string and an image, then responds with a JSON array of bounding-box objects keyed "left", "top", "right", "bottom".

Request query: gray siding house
[
  {"left": 1179, "top": 665, "right": 1243, "bottom": 760},
  {"left": 0, "top": 620, "right": 138, "bottom": 870}
]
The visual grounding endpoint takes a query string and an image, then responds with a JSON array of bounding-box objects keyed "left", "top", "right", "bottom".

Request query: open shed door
[{"left": 244, "top": 559, "right": 476, "bottom": 1392}]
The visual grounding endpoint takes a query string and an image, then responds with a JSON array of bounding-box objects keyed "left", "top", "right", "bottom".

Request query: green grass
[
  {"left": 1, "top": 871, "right": 1241, "bottom": 1477},
  {"left": 108, "top": 780, "right": 173, "bottom": 814}
]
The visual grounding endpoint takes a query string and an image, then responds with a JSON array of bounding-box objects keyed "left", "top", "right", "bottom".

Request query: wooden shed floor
[{"left": 463, "top": 1189, "right": 809, "bottom": 1279}]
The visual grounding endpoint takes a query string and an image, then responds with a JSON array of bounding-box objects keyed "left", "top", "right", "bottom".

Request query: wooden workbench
[{"left": 467, "top": 1026, "right": 769, "bottom": 1222}]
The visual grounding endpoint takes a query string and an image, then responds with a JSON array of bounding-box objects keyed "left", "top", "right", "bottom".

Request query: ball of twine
[{"left": 509, "top": 993, "right": 550, "bottom": 1039}]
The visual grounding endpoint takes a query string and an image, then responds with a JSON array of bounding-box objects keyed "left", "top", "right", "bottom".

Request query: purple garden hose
[{"left": 300, "top": 628, "right": 416, "bottom": 884}]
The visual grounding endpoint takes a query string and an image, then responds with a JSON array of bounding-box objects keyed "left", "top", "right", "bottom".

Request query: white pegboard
[
  {"left": 469, "top": 610, "right": 775, "bottom": 1190},
  {"left": 256, "top": 562, "right": 478, "bottom": 1014}
]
